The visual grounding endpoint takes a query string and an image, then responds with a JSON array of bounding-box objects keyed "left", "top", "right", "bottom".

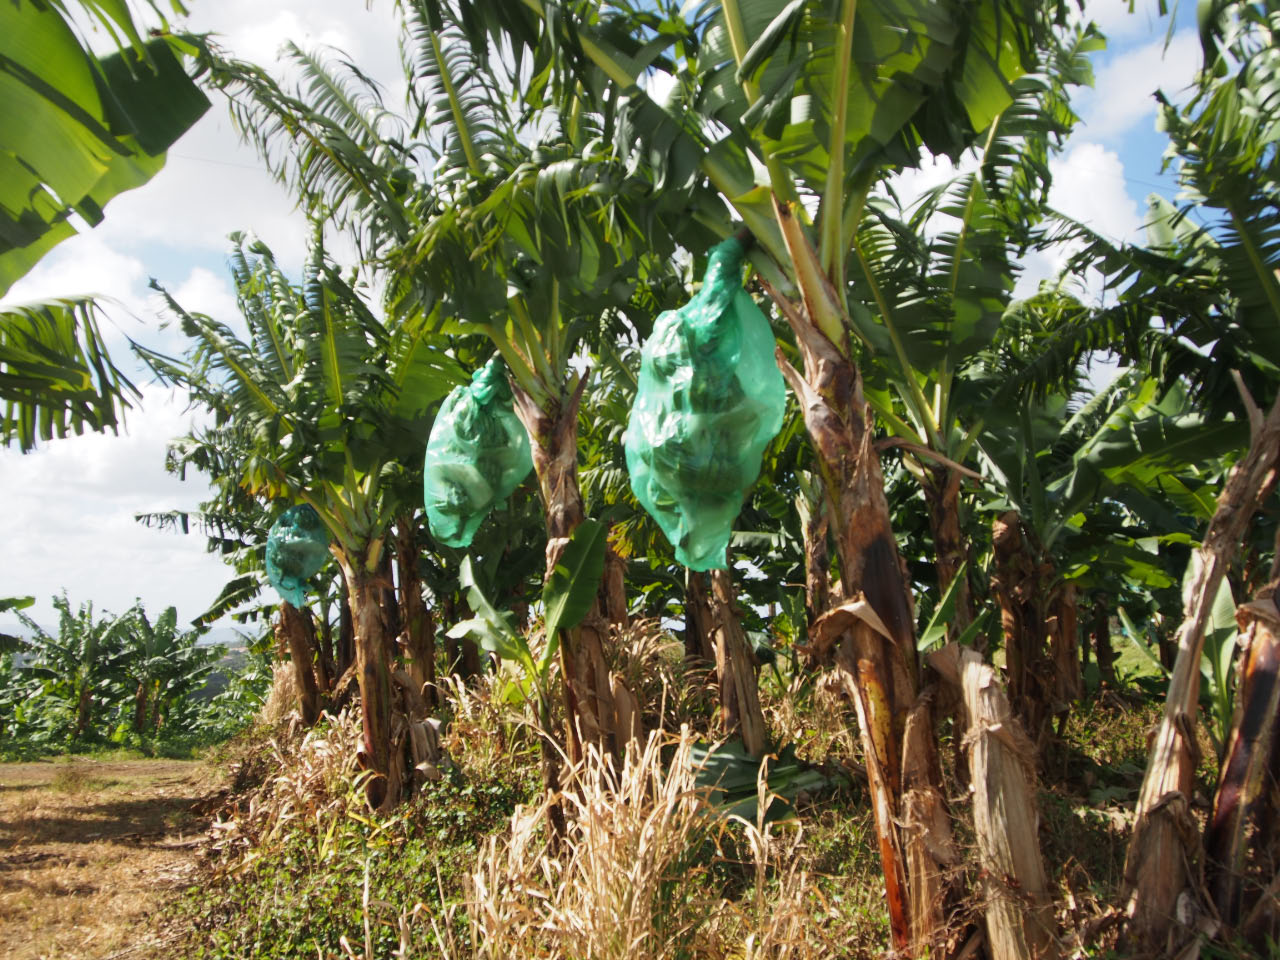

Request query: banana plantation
[{"left": 4, "top": 0, "right": 1280, "bottom": 958}]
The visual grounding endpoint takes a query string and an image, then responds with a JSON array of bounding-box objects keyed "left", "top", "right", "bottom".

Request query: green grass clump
[{"left": 176, "top": 761, "right": 539, "bottom": 958}]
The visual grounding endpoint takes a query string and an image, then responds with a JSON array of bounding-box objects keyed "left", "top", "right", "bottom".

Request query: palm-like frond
[
  {"left": 1155, "top": 0, "right": 1280, "bottom": 367},
  {"left": 397, "top": 0, "right": 514, "bottom": 176},
  {"left": 0, "top": 297, "right": 141, "bottom": 452},
  {"left": 209, "top": 44, "right": 414, "bottom": 259}
]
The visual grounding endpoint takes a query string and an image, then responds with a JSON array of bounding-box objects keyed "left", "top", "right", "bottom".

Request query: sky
[{"left": 0, "top": 0, "right": 1202, "bottom": 629}]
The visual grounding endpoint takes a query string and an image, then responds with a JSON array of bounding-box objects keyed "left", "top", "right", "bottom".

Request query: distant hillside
[{"left": 1, "top": 622, "right": 253, "bottom": 650}]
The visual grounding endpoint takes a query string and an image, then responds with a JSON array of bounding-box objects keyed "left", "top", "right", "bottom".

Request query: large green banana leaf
[{"left": 0, "top": 2, "right": 209, "bottom": 295}]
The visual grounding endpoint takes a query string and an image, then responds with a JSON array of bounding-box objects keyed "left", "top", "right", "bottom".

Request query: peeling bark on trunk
[
  {"left": 601, "top": 536, "right": 629, "bottom": 627},
  {"left": 930, "top": 645, "right": 1057, "bottom": 960},
  {"left": 923, "top": 465, "right": 974, "bottom": 637},
  {"left": 991, "top": 512, "right": 1055, "bottom": 745},
  {"left": 803, "top": 486, "right": 831, "bottom": 628},
  {"left": 511, "top": 381, "right": 638, "bottom": 764},
  {"left": 768, "top": 205, "right": 955, "bottom": 953},
  {"left": 395, "top": 518, "right": 435, "bottom": 709},
  {"left": 1125, "top": 391, "right": 1280, "bottom": 953},
  {"left": 336, "top": 548, "right": 398, "bottom": 811},
  {"left": 1206, "top": 589, "right": 1280, "bottom": 930},
  {"left": 277, "top": 601, "right": 321, "bottom": 727},
  {"left": 337, "top": 578, "right": 355, "bottom": 678},
  {"left": 685, "top": 570, "right": 716, "bottom": 663},
  {"left": 900, "top": 686, "right": 960, "bottom": 957},
  {"left": 710, "top": 568, "right": 767, "bottom": 756},
  {"left": 1049, "top": 582, "right": 1081, "bottom": 715}
]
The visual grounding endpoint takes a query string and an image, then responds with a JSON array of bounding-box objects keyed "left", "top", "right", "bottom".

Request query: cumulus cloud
[
  {"left": 1073, "top": 29, "right": 1200, "bottom": 142},
  {"left": 1050, "top": 142, "right": 1144, "bottom": 243},
  {"left": 1016, "top": 142, "right": 1143, "bottom": 299},
  {"left": 171, "top": 267, "right": 241, "bottom": 327},
  {"left": 1079, "top": 0, "right": 1168, "bottom": 43},
  {"left": 2, "top": 232, "right": 148, "bottom": 314},
  {"left": 0, "top": 384, "right": 227, "bottom": 627}
]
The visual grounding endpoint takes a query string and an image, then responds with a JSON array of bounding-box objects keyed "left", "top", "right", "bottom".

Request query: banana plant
[
  {"left": 16, "top": 594, "right": 132, "bottom": 742},
  {"left": 148, "top": 230, "right": 465, "bottom": 808},
  {"left": 842, "top": 24, "right": 1102, "bottom": 635},
  {"left": 488, "top": 1, "right": 1072, "bottom": 949},
  {"left": 204, "top": 3, "right": 705, "bottom": 766},
  {"left": 448, "top": 519, "right": 608, "bottom": 798},
  {"left": 1118, "top": 4, "right": 1280, "bottom": 944},
  {"left": 118, "top": 603, "right": 219, "bottom": 734}
]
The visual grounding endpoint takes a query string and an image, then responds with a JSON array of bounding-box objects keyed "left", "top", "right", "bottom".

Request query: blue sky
[{"left": 0, "top": 0, "right": 1205, "bottom": 628}]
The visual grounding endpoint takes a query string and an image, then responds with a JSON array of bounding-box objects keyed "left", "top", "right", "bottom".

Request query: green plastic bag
[
  {"left": 624, "top": 237, "right": 785, "bottom": 571},
  {"left": 423, "top": 356, "right": 533, "bottom": 548},
  {"left": 266, "top": 505, "right": 330, "bottom": 608}
]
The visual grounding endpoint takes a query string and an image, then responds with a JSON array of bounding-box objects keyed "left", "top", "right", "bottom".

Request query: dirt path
[{"left": 0, "top": 758, "right": 223, "bottom": 960}]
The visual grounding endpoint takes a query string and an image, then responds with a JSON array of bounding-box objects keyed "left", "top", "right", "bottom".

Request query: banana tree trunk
[
  {"left": 930, "top": 645, "right": 1058, "bottom": 960},
  {"left": 923, "top": 465, "right": 974, "bottom": 637},
  {"left": 74, "top": 685, "right": 93, "bottom": 740},
  {"left": 338, "top": 578, "right": 355, "bottom": 677},
  {"left": 277, "top": 601, "right": 321, "bottom": 727},
  {"left": 1090, "top": 594, "right": 1116, "bottom": 687},
  {"left": 710, "top": 567, "right": 767, "bottom": 756},
  {"left": 685, "top": 570, "right": 716, "bottom": 663},
  {"left": 1125, "top": 391, "right": 1280, "bottom": 952},
  {"left": 314, "top": 603, "right": 336, "bottom": 695},
  {"left": 991, "top": 511, "right": 1054, "bottom": 744},
  {"left": 1206, "top": 598, "right": 1280, "bottom": 928},
  {"left": 133, "top": 681, "right": 149, "bottom": 734},
  {"left": 802, "top": 485, "right": 831, "bottom": 627},
  {"left": 378, "top": 548, "right": 401, "bottom": 660},
  {"left": 395, "top": 517, "right": 436, "bottom": 708},
  {"left": 336, "top": 547, "right": 399, "bottom": 810},
  {"left": 442, "top": 592, "right": 482, "bottom": 682},
  {"left": 601, "top": 535, "right": 629, "bottom": 627},
  {"left": 151, "top": 686, "right": 166, "bottom": 731},
  {"left": 768, "top": 204, "right": 954, "bottom": 954},
  {"left": 1049, "top": 582, "right": 1081, "bottom": 722},
  {"left": 1205, "top": 569, "right": 1280, "bottom": 931},
  {"left": 512, "top": 381, "right": 638, "bottom": 764}
]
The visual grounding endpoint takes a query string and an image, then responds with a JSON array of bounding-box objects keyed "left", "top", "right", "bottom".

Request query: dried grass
[
  {"left": 208, "top": 705, "right": 365, "bottom": 864},
  {"left": 0, "top": 759, "right": 216, "bottom": 960},
  {"left": 259, "top": 660, "right": 300, "bottom": 728},
  {"left": 604, "top": 620, "right": 718, "bottom": 734},
  {"left": 435, "top": 672, "right": 536, "bottom": 779},
  {"left": 410, "top": 727, "right": 844, "bottom": 960},
  {"left": 761, "top": 671, "right": 861, "bottom": 769}
]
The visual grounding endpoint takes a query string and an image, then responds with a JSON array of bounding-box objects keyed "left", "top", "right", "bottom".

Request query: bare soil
[{"left": 0, "top": 758, "right": 223, "bottom": 960}]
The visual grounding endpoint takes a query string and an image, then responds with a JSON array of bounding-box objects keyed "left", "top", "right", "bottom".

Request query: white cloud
[
  {"left": 89, "top": 112, "right": 311, "bottom": 265},
  {"left": 1074, "top": 29, "right": 1199, "bottom": 142},
  {"left": 1050, "top": 142, "right": 1143, "bottom": 243},
  {"left": 888, "top": 152, "right": 965, "bottom": 209},
  {"left": 2, "top": 232, "right": 148, "bottom": 316},
  {"left": 171, "top": 267, "right": 240, "bottom": 326},
  {"left": 0, "top": 384, "right": 229, "bottom": 628},
  {"left": 1016, "top": 142, "right": 1142, "bottom": 299},
  {"left": 1079, "top": 0, "right": 1168, "bottom": 43}
]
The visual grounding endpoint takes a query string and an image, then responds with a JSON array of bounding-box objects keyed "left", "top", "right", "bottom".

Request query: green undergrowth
[
  {"left": 176, "top": 755, "right": 541, "bottom": 958},
  {"left": 166, "top": 689, "right": 1243, "bottom": 959}
]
